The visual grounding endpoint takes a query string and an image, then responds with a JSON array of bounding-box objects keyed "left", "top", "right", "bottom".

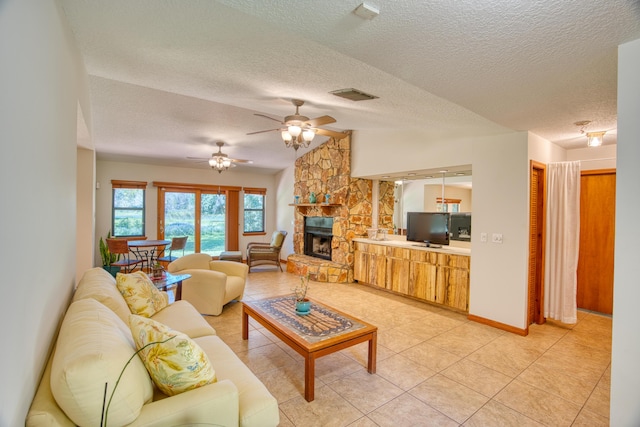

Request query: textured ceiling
[{"left": 60, "top": 0, "right": 640, "bottom": 175}]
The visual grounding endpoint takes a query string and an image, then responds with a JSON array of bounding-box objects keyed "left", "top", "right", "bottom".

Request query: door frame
[{"left": 154, "top": 181, "right": 242, "bottom": 253}]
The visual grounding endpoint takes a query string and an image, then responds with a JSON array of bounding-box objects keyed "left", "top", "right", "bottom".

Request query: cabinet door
[
  {"left": 368, "top": 254, "right": 387, "bottom": 288},
  {"left": 443, "top": 267, "right": 469, "bottom": 311},
  {"left": 387, "top": 257, "right": 410, "bottom": 293},
  {"left": 354, "top": 249, "right": 369, "bottom": 282},
  {"left": 410, "top": 261, "right": 438, "bottom": 301}
]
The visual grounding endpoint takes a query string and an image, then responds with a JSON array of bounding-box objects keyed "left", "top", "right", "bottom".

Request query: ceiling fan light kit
[
  {"left": 249, "top": 99, "right": 348, "bottom": 151},
  {"left": 187, "top": 141, "right": 252, "bottom": 173}
]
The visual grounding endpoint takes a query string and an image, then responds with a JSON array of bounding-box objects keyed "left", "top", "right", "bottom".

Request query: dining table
[{"left": 128, "top": 239, "right": 171, "bottom": 272}]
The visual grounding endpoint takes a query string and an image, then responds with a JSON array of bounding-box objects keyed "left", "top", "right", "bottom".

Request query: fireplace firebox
[{"left": 304, "top": 216, "right": 333, "bottom": 260}]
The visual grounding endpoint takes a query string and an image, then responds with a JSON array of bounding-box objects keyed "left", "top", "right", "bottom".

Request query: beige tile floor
[{"left": 202, "top": 269, "right": 611, "bottom": 427}]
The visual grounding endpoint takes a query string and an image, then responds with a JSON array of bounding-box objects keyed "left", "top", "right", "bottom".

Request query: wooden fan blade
[
  {"left": 314, "top": 128, "right": 348, "bottom": 139},
  {"left": 229, "top": 159, "right": 253, "bottom": 164},
  {"left": 186, "top": 157, "right": 209, "bottom": 161},
  {"left": 247, "top": 128, "right": 282, "bottom": 135},
  {"left": 254, "top": 113, "right": 284, "bottom": 124},
  {"left": 305, "top": 115, "right": 336, "bottom": 127}
]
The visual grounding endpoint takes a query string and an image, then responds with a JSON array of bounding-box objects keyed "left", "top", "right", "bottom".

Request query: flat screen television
[{"left": 406, "top": 212, "right": 450, "bottom": 247}]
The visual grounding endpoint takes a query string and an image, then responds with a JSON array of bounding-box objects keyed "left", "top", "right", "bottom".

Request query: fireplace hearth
[{"left": 304, "top": 216, "right": 333, "bottom": 260}]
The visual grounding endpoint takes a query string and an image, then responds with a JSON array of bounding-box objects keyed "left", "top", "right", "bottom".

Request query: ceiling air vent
[{"left": 330, "top": 88, "right": 379, "bottom": 101}]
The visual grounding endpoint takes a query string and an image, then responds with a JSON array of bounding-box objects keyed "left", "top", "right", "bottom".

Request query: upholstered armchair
[
  {"left": 167, "top": 253, "right": 248, "bottom": 315},
  {"left": 246, "top": 230, "right": 287, "bottom": 272}
]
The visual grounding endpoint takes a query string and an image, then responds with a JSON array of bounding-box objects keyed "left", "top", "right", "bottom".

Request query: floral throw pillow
[
  {"left": 129, "top": 315, "right": 216, "bottom": 396},
  {"left": 116, "top": 271, "right": 167, "bottom": 317}
]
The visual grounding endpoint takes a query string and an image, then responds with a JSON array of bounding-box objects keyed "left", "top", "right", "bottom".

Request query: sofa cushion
[
  {"left": 193, "top": 335, "right": 280, "bottom": 427},
  {"left": 50, "top": 299, "right": 153, "bottom": 427},
  {"left": 72, "top": 267, "right": 132, "bottom": 323},
  {"left": 116, "top": 271, "right": 168, "bottom": 317},
  {"left": 151, "top": 300, "right": 216, "bottom": 338},
  {"left": 130, "top": 315, "right": 217, "bottom": 396}
]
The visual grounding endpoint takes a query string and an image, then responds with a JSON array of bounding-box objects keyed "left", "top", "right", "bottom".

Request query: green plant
[
  {"left": 99, "top": 231, "right": 120, "bottom": 266},
  {"left": 292, "top": 273, "right": 310, "bottom": 301}
]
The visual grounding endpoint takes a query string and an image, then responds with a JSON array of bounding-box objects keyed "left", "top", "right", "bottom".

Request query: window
[
  {"left": 112, "top": 180, "right": 146, "bottom": 237},
  {"left": 243, "top": 188, "right": 266, "bottom": 234}
]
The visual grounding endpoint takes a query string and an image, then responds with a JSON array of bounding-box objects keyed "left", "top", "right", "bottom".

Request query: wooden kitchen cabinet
[{"left": 354, "top": 240, "right": 470, "bottom": 312}]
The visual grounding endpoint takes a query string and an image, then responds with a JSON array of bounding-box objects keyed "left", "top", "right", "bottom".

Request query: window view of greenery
[
  {"left": 244, "top": 193, "right": 265, "bottom": 233},
  {"left": 113, "top": 188, "right": 145, "bottom": 236},
  {"left": 163, "top": 192, "right": 226, "bottom": 256},
  {"left": 201, "top": 193, "right": 226, "bottom": 255}
]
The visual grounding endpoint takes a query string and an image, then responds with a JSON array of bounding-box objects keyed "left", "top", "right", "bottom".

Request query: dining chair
[
  {"left": 106, "top": 238, "right": 144, "bottom": 273},
  {"left": 157, "top": 236, "right": 188, "bottom": 263}
]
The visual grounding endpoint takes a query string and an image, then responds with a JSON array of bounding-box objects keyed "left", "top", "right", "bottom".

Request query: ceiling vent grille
[{"left": 330, "top": 88, "right": 379, "bottom": 101}]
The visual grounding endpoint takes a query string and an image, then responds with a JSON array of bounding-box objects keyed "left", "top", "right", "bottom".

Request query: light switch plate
[
  {"left": 492, "top": 233, "right": 503, "bottom": 244},
  {"left": 480, "top": 232, "right": 488, "bottom": 242}
]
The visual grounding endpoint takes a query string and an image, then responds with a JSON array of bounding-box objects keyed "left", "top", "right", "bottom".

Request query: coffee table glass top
[{"left": 250, "top": 296, "right": 366, "bottom": 343}]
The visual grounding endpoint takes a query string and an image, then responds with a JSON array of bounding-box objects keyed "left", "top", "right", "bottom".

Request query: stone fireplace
[
  {"left": 304, "top": 216, "right": 333, "bottom": 260},
  {"left": 287, "top": 134, "right": 383, "bottom": 283}
]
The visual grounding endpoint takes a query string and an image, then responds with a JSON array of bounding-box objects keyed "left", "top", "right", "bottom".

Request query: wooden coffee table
[{"left": 242, "top": 296, "right": 377, "bottom": 402}]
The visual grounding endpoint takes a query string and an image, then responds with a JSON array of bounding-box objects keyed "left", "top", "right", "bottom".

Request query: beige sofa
[
  {"left": 26, "top": 267, "right": 279, "bottom": 427},
  {"left": 167, "top": 253, "right": 248, "bottom": 316}
]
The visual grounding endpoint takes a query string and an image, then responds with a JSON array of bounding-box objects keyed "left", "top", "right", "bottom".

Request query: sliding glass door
[
  {"left": 200, "top": 193, "right": 226, "bottom": 255},
  {"left": 160, "top": 190, "right": 226, "bottom": 256}
]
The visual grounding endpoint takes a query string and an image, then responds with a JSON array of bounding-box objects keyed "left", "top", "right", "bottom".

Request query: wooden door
[
  {"left": 527, "top": 161, "right": 546, "bottom": 325},
  {"left": 577, "top": 170, "right": 616, "bottom": 314}
]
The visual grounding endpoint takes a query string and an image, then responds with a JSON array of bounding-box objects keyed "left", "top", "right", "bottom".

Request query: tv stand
[{"left": 424, "top": 241, "right": 442, "bottom": 248}]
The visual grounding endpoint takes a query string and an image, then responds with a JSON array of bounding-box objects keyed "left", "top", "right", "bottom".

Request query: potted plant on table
[
  {"left": 292, "top": 273, "right": 311, "bottom": 314},
  {"left": 151, "top": 262, "right": 164, "bottom": 279},
  {"left": 100, "top": 231, "right": 121, "bottom": 277}
]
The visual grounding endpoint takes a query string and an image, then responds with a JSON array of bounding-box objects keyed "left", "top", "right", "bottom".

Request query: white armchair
[{"left": 167, "top": 253, "right": 248, "bottom": 316}]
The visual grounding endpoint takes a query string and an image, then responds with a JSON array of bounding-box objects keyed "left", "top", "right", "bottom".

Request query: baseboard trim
[{"left": 467, "top": 314, "right": 528, "bottom": 336}]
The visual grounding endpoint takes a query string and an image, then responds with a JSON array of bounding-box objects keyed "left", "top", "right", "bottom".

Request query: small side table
[
  {"left": 219, "top": 251, "right": 243, "bottom": 262},
  {"left": 151, "top": 272, "right": 191, "bottom": 300}
]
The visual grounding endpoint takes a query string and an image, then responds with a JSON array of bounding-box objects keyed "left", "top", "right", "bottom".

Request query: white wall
[
  {"left": 567, "top": 144, "right": 617, "bottom": 170},
  {"left": 610, "top": 37, "right": 640, "bottom": 426},
  {"left": 76, "top": 147, "right": 96, "bottom": 282},
  {"left": 95, "top": 161, "right": 278, "bottom": 263},
  {"left": 275, "top": 164, "right": 296, "bottom": 258},
  {"left": 351, "top": 129, "right": 475, "bottom": 177},
  {"left": 0, "top": 1, "right": 85, "bottom": 424},
  {"left": 528, "top": 131, "right": 566, "bottom": 163},
  {"left": 469, "top": 132, "right": 531, "bottom": 328}
]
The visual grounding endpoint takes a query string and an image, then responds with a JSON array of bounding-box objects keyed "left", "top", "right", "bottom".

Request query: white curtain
[{"left": 544, "top": 161, "right": 581, "bottom": 324}]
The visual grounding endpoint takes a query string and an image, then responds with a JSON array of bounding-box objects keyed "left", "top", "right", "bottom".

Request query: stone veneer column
[
  {"left": 378, "top": 181, "right": 395, "bottom": 232},
  {"left": 287, "top": 134, "right": 379, "bottom": 283}
]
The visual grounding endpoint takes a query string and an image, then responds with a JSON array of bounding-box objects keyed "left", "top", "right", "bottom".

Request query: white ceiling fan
[
  {"left": 247, "top": 99, "right": 348, "bottom": 150},
  {"left": 187, "top": 141, "right": 252, "bottom": 173}
]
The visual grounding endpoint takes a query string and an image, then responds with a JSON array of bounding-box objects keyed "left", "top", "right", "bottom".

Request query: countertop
[{"left": 353, "top": 238, "right": 471, "bottom": 256}]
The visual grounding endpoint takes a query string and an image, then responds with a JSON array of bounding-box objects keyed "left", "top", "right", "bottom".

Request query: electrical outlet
[
  {"left": 480, "top": 232, "right": 488, "bottom": 243},
  {"left": 492, "top": 233, "right": 503, "bottom": 244}
]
